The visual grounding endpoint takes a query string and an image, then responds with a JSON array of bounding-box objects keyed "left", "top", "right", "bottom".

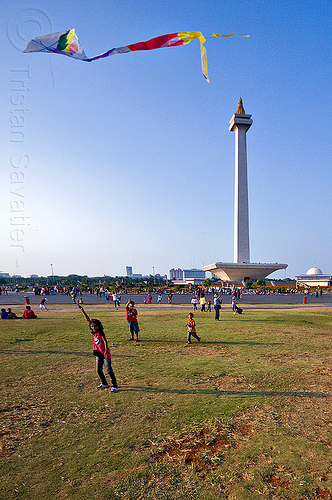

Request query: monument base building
[{"left": 203, "top": 262, "right": 287, "bottom": 283}]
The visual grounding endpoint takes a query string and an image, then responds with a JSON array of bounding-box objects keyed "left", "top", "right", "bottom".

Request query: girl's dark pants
[
  {"left": 96, "top": 357, "right": 117, "bottom": 387},
  {"left": 214, "top": 305, "right": 221, "bottom": 320}
]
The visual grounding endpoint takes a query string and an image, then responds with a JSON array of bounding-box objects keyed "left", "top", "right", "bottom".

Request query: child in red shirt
[
  {"left": 126, "top": 300, "right": 140, "bottom": 342},
  {"left": 22, "top": 306, "right": 37, "bottom": 319},
  {"left": 186, "top": 313, "right": 200, "bottom": 344},
  {"left": 78, "top": 304, "right": 118, "bottom": 391}
]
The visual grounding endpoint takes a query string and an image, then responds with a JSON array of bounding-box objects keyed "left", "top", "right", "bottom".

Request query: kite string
[{"left": 48, "top": 54, "right": 56, "bottom": 90}]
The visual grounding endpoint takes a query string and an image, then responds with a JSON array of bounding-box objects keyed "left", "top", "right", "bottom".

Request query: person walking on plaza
[
  {"left": 214, "top": 294, "right": 222, "bottom": 320},
  {"left": 77, "top": 304, "right": 118, "bottom": 391},
  {"left": 200, "top": 296, "right": 206, "bottom": 312},
  {"left": 39, "top": 297, "right": 48, "bottom": 311},
  {"left": 206, "top": 299, "right": 212, "bottom": 312},
  {"left": 112, "top": 292, "right": 119, "bottom": 309},
  {"left": 125, "top": 299, "right": 140, "bottom": 342},
  {"left": 191, "top": 296, "right": 199, "bottom": 310},
  {"left": 186, "top": 313, "right": 200, "bottom": 344}
]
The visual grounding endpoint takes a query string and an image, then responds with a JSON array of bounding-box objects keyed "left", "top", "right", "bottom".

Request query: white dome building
[
  {"left": 306, "top": 267, "right": 323, "bottom": 276},
  {"left": 296, "top": 267, "right": 332, "bottom": 287}
]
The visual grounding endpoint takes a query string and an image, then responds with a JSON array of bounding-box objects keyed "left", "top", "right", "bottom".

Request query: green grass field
[{"left": 0, "top": 306, "right": 331, "bottom": 499}]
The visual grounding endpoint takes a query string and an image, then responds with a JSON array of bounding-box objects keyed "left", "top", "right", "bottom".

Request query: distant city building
[
  {"left": 123, "top": 268, "right": 166, "bottom": 280},
  {"left": 30, "top": 274, "right": 39, "bottom": 278},
  {"left": 296, "top": 267, "right": 332, "bottom": 287},
  {"left": 171, "top": 268, "right": 206, "bottom": 286},
  {"left": 183, "top": 268, "right": 206, "bottom": 281},
  {"left": 169, "top": 268, "right": 183, "bottom": 280},
  {"left": 155, "top": 273, "right": 167, "bottom": 280},
  {"left": 0, "top": 272, "right": 10, "bottom": 277}
]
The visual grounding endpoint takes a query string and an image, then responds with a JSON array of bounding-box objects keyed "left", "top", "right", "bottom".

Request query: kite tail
[{"left": 24, "top": 29, "right": 249, "bottom": 81}]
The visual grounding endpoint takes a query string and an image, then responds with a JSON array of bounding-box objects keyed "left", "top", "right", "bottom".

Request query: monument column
[
  {"left": 229, "top": 98, "right": 252, "bottom": 264},
  {"left": 203, "top": 98, "right": 287, "bottom": 282}
]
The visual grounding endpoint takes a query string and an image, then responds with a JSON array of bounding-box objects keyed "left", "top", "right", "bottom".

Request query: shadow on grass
[
  {"left": 0, "top": 350, "right": 137, "bottom": 358},
  {"left": 122, "top": 385, "right": 329, "bottom": 398},
  {"left": 205, "top": 318, "right": 284, "bottom": 321},
  {"left": 141, "top": 339, "right": 284, "bottom": 346}
]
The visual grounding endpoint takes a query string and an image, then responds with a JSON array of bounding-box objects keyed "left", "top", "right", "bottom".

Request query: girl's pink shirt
[{"left": 93, "top": 331, "right": 111, "bottom": 358}]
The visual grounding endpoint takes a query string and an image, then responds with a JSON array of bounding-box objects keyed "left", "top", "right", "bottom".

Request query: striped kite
[{"left": 24, "top": 29, "right": 248, "bottom": 82}]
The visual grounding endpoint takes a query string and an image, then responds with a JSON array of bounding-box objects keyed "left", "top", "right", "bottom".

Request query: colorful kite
[{"left": 24, "top": 29, "right": 248, "bottom": 82}]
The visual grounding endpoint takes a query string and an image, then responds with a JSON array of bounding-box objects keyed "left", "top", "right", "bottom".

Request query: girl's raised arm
[{"left": 77, "top": 304, "right": 90, "bottom": 323}]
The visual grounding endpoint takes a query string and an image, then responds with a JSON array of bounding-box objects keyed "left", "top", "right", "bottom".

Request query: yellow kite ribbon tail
[
  {"left": 202, "top": 33, "right": 249, "bottom": 81},
  {"left": 209, "top": 33, "right": 250, "bottom": 39},
  {"left": 198, "top": 34, "right": 209, "bottom": 83},
  {"left": 179, "top": 31, "right": 209, "bottom": 81},
  {"left": 178, "top": 31, "right": 202, "bottom": 44}
]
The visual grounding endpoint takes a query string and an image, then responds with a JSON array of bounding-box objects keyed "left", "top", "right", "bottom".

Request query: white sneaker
[
  {"left": 111, "top": 387, "right": 119, "bottom": 392},
  {"left": 97, "top": 384, "right": 109, "bottom": 389}
]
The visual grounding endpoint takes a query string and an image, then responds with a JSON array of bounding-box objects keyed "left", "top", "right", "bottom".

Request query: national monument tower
[{"left": 203, "top": 99, "right": 287, "bottom": 283}]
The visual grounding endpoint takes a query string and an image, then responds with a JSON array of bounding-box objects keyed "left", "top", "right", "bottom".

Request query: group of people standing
[
  {"left": 143, "top": 293, "right": 153, "bottom": 304},
  {"left": 2, "top": 289, "right": 243, "bottom": 393},
  {"left": 191, "top": 295, "right": 213, "bottom": 312},
  {"left": 191, "top": 293, "right": 223, "bottom": 320},
  {"left": 191, "top": 292, "right": 242, "bottom": 320},
  {"left": 76, "top": 299, "right": 208, "bottom": 391}
]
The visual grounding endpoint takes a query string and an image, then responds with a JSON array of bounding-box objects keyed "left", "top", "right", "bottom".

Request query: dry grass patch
[{"left": 150, "top": 413, "right": 255, "bottom": 472}]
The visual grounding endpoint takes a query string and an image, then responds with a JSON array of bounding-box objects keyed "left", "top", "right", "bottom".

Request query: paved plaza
[{"left": 0, "top": 291, "right": 331, "bottom": 308}]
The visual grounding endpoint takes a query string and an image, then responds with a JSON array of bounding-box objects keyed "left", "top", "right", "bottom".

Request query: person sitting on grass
[
  {"left": 77, "top": 304, "right": 118, "bottom": 391},
  {"left": 125, "top": 300, "right": 140, "bottom": 342},
  {"left": 22, "top": 306, "right": 37, "bottom": 319},
  {"left": 186, "top": 312, "right": 200, "bottom": 344},
  {"left": 1, "top": 308, "right": 9, "bottom": 319},
  {"left": 6, "top": 308, "right": 18, "bottom": 319}
]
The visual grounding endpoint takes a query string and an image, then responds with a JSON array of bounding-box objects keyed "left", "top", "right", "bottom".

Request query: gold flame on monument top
[{"left": 236, "top": 97, "right": 246, "bottom": 115}]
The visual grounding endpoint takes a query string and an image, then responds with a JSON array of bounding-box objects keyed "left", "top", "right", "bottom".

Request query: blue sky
[{"left": 1, "top": 0, "right": 331, "bottom": 278}]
